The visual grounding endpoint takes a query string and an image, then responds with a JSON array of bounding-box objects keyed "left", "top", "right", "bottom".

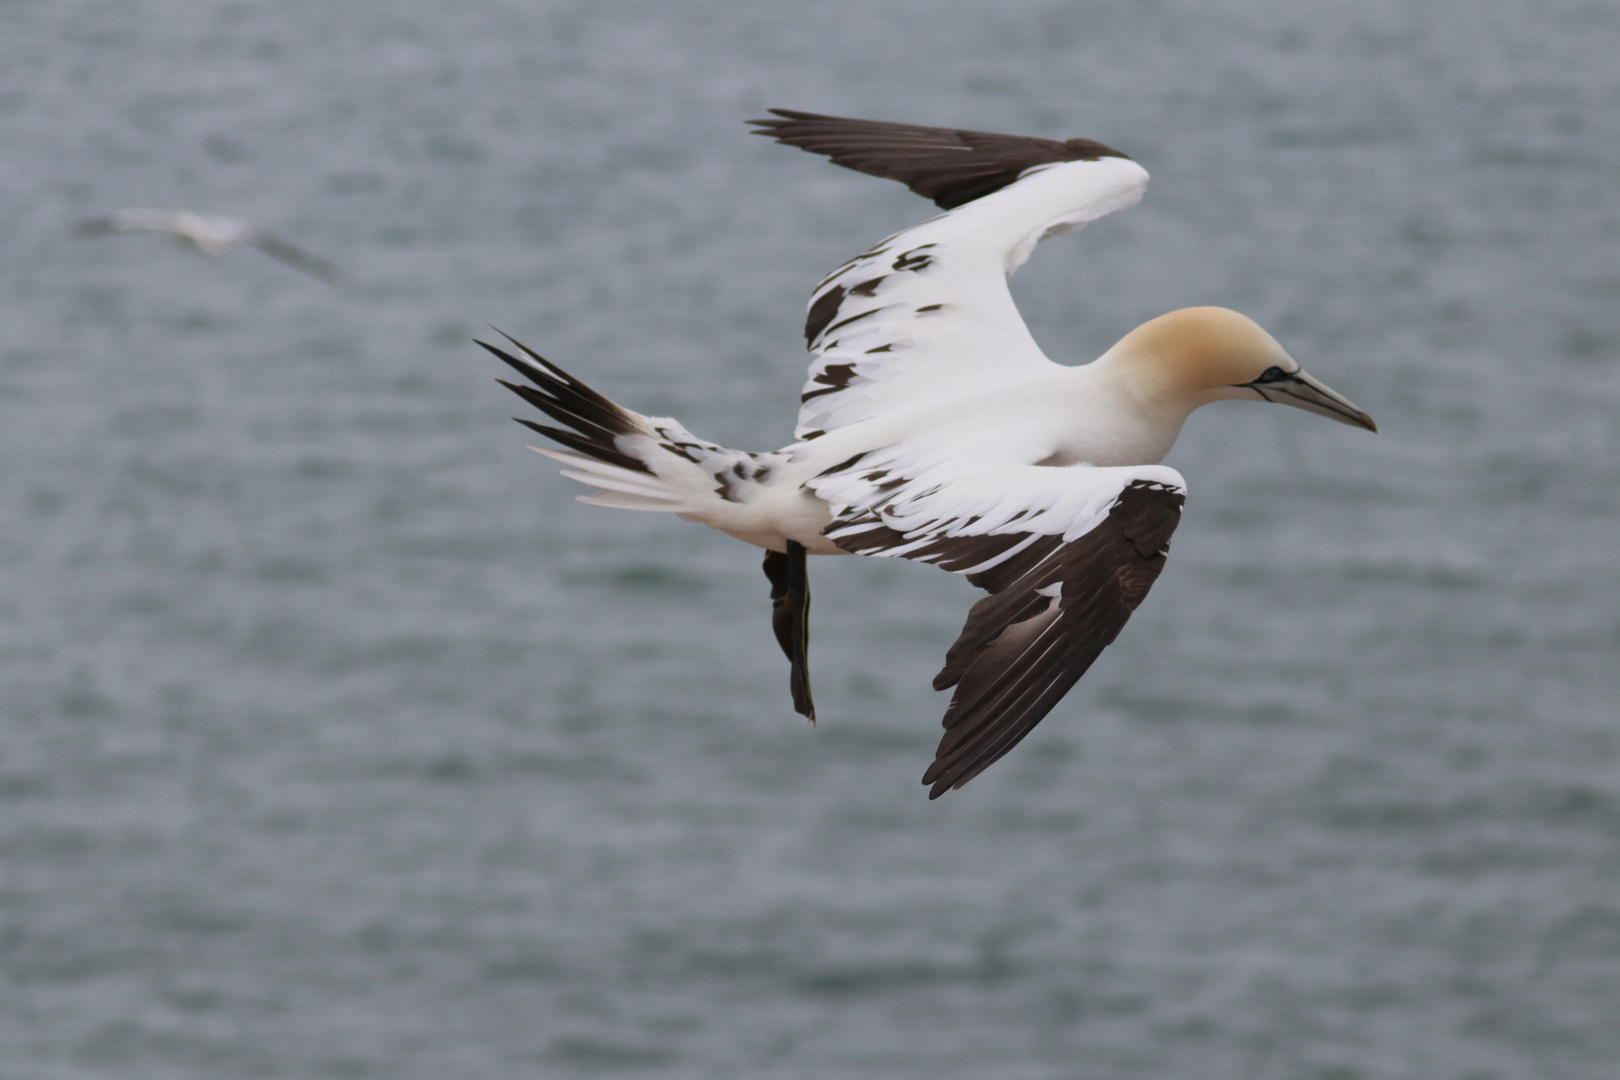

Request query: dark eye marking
[{"left": 1252, "top": 366, "right": 1291, "bottom": 384}]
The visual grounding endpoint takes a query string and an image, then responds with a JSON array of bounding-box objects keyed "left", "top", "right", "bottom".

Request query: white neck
[{"left": 1042, "top": 358, "right": 1208, "bottom": 467}]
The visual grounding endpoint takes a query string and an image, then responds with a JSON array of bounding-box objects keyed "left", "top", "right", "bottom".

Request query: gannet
[
  {"left": 73, "top": 210, "right": 341, "bottom": 283},
  {"left": 484, "top": 110, "right": 1376, "bottom": 799}
]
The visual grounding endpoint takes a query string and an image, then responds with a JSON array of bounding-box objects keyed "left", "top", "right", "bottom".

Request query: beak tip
[{"left": 1242, "top": 368, "right": 1378, "bottom": 434}]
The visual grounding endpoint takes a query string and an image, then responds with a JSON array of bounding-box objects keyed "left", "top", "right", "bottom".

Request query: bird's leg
[{"left": 762, "top": 541, "right": 815, "bottom": 723}]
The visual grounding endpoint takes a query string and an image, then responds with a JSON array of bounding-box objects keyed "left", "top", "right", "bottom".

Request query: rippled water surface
[{"left": 2, "top": 2, "right": 1618, "bottom": 1077}]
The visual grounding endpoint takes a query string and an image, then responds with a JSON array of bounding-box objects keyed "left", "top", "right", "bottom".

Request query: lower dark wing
[
  {"left": 814, "top": 457, "right": 1185, "bottom": 798},
  {"left": 921, "top": 482, "right": 1182, "bottom": 797},
  {"left": 245, "top": 228, "right": 342, "bottom": 283}
]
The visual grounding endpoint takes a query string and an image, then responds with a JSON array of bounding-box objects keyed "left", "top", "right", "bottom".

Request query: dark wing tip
[
  {"left": 920, "top": 481, "right": 1184, "bottom": 798},
  {"left": 748, "top": 108, "right": 1131, "bottom": 209},
  {"left": 748, "top": 107, "right": 832, "bottom": 127}
]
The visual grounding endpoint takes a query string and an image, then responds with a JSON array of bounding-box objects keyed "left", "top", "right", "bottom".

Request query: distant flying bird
[
  {"left": 73, "top": 209, "right": 340, "bottom": 283},
  {"left": 484, "top": 110, "right": 1377, "bottom": 799}
]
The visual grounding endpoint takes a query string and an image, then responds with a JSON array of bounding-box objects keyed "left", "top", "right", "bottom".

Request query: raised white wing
[
  {"left": 752, "top": 111, "right": 1149, "bottom": 440},
  {"left": 810, "top": 450, "right": 1186, "bottom": 797}
]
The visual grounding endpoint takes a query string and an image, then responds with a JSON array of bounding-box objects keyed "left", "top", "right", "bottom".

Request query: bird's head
[{"left": 1106, "top": 306, "right": 1376, "bottom": 432}]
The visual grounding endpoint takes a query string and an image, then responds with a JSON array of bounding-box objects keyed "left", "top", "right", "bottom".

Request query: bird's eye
[{"left": 1253, "top": 366, "right": 1289, "bottom": 384}]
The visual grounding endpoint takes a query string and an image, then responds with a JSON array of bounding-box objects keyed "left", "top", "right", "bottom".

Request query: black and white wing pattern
[
  {"left": 751, "top": 111, "right": 1149, "bottom": 440},
  {"left": 811, "top": 453, "right": 1186, "bottom": 798}
]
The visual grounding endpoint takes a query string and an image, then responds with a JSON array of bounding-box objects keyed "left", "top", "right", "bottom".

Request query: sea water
[{"left": 0, "top": 2, "right": 1616, "bottom": 1076}]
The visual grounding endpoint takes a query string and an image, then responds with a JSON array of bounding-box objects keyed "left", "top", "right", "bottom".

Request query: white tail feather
[
  {"left": 528, "top": 446, "right": 688, "bottom": 511},
  {"left": 558, "top": 469, "right": 682, "bottom": 501},
  {"left": 577, "top": 491, "right": 686, "bottom": 511},
  {"left": 537, "top": 451, "right": 672, "bottom": 494}
]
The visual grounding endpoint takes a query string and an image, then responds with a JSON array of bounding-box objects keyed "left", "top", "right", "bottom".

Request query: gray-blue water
[{"left": 2, "top": 2, "right": 1618, "bottom": 1077}]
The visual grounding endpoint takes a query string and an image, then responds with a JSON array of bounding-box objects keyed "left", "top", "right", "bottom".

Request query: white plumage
[{"left": 487, "top": 110, "right": 1376, "bottom": 797}]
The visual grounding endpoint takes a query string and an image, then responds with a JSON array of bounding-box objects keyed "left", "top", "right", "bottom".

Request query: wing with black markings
[
  {"left": 811, "top": 452, "right": 1185, "bottom": 797},
  {"left": 751, "top": 110, "right": 1151, "bottom": 441}
]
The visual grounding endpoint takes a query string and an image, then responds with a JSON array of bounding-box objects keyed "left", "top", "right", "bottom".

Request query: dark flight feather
[{"left": 750, "top": 109, "right": 1130, "bottom": 209}]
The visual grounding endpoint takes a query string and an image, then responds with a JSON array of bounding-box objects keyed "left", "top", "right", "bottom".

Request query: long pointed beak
[{"left": 1247, "top": 369, "right": 1377, "bottom": 432}]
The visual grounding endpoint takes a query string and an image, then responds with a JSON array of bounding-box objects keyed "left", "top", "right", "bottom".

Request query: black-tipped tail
[{"left": 480, "top": 333, "right": 654, "bottom": 476}]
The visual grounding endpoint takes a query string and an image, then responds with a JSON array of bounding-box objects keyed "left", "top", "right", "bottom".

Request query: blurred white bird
[{"left": 73, "top": 209, "right": 341, "bottom": 283}]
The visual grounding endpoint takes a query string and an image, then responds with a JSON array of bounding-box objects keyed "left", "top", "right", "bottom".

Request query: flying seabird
[
  {"left": 484, "top": 110, "right": 1376, "bottom": 798},
  {"left": 73, "top": 209, "right": 341, "bottom": 283}
]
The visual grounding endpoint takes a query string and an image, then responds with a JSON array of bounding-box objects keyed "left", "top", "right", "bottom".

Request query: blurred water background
[{"left": 2, "top": 1, "right": 1618, "bottom": 1077}]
